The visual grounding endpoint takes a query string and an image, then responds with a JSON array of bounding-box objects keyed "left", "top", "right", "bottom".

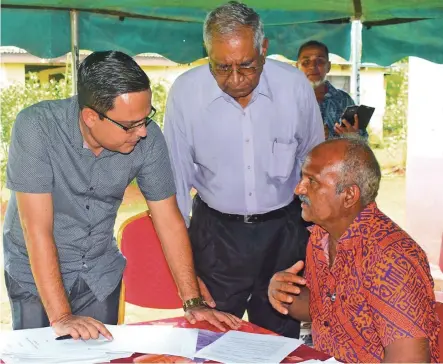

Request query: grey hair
[
  {"left": 203, "top": 1, "right": 265, "bottom": 54},
  {"left": 334, "top": 136, "right": 382, "bottom": 206}
]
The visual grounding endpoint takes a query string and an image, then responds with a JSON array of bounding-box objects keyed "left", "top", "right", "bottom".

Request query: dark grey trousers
[
  {"left": 189, "top": 195, "right": 309, "bottom": 338},
  {"left": 5, "top": 271, "right": 121, "bottom": 330}
]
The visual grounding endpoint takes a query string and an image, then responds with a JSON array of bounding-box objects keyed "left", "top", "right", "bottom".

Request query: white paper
[
  {"left": 0, "top": 324, "right": 199, "bottom": 363},
  {"left": 86, "top": 325, "right": 199, "bottom": 358},
  {"left": 195, "top": 330, "right": 304, "bottom": 363}
]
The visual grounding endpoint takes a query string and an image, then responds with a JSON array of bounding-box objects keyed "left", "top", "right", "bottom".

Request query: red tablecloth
[{"left": 111, "top": 316, "right": 331, "bottom": 363}]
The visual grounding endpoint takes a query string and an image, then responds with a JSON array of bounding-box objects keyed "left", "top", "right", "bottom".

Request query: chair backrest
[{"left": 118, "top": 211, "right": 182, "bottom": 309}]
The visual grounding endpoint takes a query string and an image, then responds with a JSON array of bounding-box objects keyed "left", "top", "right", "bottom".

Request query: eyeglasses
[
  {"left": 209, "top": 60, "right": 263, "bottom": 77},
  {"left": 86, "top": 105, "right": 156, "bottom": 132},
  {"left": 299, "top": 57, "right": 328, "bottom": 68},
  {"left": 299, "top": 57, "right": 329, "bottom": 67}
]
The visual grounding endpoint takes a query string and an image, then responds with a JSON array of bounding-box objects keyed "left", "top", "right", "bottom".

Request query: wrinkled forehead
[
  {"left": 299, "top": 46, "right": 328, "bottom": 60},
  {"left": 209, "top": 29, "right": 258, "bottom": 63},
  {"left": 303, "top": 149, "right": 343, "bottom": 176}
]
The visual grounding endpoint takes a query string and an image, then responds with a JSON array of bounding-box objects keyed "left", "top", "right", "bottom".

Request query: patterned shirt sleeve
[
  {"left": 6, "top": 106, "right": 54, "bottom": 193},
  {"left": 137, "top": 121, "right": 177, "bottom": 201},
  {"left": 364, "top": 239, "right": 439, "bottom": 349}
]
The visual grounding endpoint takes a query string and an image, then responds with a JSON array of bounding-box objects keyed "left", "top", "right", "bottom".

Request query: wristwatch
[{"left": 182, "top": 297, "right": 206, "bottom": 311}]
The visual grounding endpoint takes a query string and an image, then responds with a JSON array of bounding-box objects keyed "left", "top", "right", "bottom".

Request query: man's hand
[
  {"left": 334, "top": 113, "right": 360, "bottom": 135},
  {"left": 52, "top": 314, "right": 113, "bottom": 340},
  {"left": 185, "top": 307, "right": 242, "bottom": 331},
  {"left": 268, "top": 261, "right": 306, "bottom": 315},
  {"left": 197, "top": 277, "right": 216, "bottom": 308}
]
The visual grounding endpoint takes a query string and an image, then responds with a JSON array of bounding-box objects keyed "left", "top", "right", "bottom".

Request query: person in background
[
  {"left": 268, "top": 137, "right": 439, "bottom": 362},
  {"left": 3, "top": 50, "right": 240, "bottom": 340},
  {"left": 164, "top": 1, "right": 324, "bottom": 338},
  {"left": 297, "top": 40, "right": 368, "bottom": 140}
]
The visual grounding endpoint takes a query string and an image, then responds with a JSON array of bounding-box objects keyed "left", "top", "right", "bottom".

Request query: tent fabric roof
[{"left": 2, "top": 1, "right": 443, "bottom": 65}]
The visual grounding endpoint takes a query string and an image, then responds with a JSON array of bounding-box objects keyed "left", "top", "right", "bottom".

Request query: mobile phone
[{"left": 340, "top": 105, "right": 375, "bottom": 130}]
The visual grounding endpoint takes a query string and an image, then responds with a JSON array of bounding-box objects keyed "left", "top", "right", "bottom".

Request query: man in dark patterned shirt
[{"left": 297, "top": 40, "right": 368, "bottom": 140}]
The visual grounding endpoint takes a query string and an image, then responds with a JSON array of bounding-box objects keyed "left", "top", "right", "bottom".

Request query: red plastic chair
[{"left": 117, "top": 211, "right": 182, "bottom": 324}]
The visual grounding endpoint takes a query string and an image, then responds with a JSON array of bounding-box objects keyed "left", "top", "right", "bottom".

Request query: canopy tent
[
  {"left": 2, "top": 1, "right": 443, "bottom": 65},
  {"left": 2, "top": 1, "right": 443, "bottom": 97}
]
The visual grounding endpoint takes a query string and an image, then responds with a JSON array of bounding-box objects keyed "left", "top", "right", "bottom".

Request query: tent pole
[
  {"left": 70, "top": 10, "right": 79, "bottom": 95},
  {"left": 350, "top": 20, "right": 362, "bottom": 104}
]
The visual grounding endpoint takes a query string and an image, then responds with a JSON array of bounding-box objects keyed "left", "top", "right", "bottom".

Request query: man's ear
[
  {"left": 261, "top": 38, "right": 269, "bottom": 58},
  {"left": 343, "top": 184, "right": 360, "bottom": 209},
  {"left": 326, "top": 61, "right": 332, "bottom": 74},
  {"left": 81, "top": 108, "right": 98, "bottom": 128}
]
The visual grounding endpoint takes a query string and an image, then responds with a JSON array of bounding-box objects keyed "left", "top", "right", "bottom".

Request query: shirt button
[
  {"left": 82, "top": 254, "right": 85, "bottom": 259},
  {"left": 86, "top": 205, "right": 90, "bottom": 210},
  {"left": 88, "top": 232, "right": 91, "bottom": 236},
  {"left": 245, "top": 139, "right": 250, "bottom": 143},
  {"left": 89, "top": 187, "right": 94, "bottom": 191},
  {"left": 247, "top": 165, "right": 251, "bottom": 170},
  {"left": 324, "top": 321, "right": 330, "bottom": 327},
  {"left": 248, "top": 192, "right": 252, "bottom": 196}
]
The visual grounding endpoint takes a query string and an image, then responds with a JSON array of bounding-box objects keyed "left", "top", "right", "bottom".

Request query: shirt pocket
[{"left": 267, "top": 138, "right": 298, "bottom": 181}]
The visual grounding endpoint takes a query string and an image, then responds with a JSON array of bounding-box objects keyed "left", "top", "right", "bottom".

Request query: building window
[{"left": 326, "top": 75, "right": 350, "bottom": 93}]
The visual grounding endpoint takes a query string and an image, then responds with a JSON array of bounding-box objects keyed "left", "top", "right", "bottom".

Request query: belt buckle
[{"left": 244, "top": 214, "right": 253, "bottom": 224}]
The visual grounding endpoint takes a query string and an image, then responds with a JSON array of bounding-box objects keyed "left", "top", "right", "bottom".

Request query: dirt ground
[{"left": 1, "top": 175, "right": 442, "bottom": 332}]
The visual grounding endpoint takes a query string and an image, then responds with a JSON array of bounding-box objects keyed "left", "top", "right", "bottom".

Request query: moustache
[{"left": 299, "top": 195, "right": 311, "bottom": 206}]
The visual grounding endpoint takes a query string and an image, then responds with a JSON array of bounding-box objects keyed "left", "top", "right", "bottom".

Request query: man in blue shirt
[
  {"left": 297, "top": 40, "right": 367, "bottom": 140},
  {"left": 164, "top": 2, "right": 324, "bottom": 338}
]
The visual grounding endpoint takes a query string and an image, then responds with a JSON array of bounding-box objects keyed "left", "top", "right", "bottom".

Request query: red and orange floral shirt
[{"left": 305, "top": 202, "right": 440, "bottom": 362}]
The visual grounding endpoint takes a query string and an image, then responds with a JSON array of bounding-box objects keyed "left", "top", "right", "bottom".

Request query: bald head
[{"left": 308, "top": 137, "right": 381, "bottom": 206}]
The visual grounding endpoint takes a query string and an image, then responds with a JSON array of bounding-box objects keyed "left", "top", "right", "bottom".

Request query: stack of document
[
  {"left": 0, "top": 324, "right": 198, "bottom": 364},
  {"left": 1, "top": 325, "right": 307, "bottom": 363}
]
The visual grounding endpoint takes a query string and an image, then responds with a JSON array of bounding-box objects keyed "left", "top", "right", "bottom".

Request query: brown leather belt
[{"left": 196, "top": 195, "right": 297, "bottom": 224}]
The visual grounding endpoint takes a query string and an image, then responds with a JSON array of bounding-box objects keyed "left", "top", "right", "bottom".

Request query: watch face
[{"left": 183, "top": 297, "right": 205, "bottom": 311}]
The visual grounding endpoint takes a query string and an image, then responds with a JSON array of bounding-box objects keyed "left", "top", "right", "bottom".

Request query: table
[{"left": 111, "top": 316, "right": 331, "bottom": 363}]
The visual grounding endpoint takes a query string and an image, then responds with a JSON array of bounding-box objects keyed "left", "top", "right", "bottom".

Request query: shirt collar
[
  {"left": 324, "top": 80, "right": 340, "bottom": 99},
  {"left": 69, "top": 96, "right": 85, "bottom": 151},
  {"left": 309, "top": 202, "right": 379, "bottom": 244},
  {"left": 207, "top": 63, "right": 274, "bottom": 105}
]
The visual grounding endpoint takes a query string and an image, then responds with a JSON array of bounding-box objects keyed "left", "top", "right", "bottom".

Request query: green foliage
[
  {"left": 1, "top": 73, "right": 72, "bottom": 185},
  {"left": 378, "top": 58, "right": 408, "bottom": 172},
  {"left": 383, "top": 59, "right": 408, "bottom": 142},
  {"left": 150, "top": 78, "right": 169, "bottom": 130}
]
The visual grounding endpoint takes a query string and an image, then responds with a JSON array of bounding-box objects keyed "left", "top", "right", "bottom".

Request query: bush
[
  {"left": 379, "top": 59, "right": 408, "bottom": 173},
  {"left": 1, "top": 73, "right": 72, "bottom": 185},
  {"left": 1, "top": 74, "right": 170, "bottom": 185}
]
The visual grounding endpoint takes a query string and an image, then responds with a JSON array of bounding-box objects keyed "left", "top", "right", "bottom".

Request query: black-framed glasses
[
  {"left": 86, "top": 105, "right": 156, "bottom": 132},
  {"left": 209, "top": 59, "right": 264, "bottom": 77}
]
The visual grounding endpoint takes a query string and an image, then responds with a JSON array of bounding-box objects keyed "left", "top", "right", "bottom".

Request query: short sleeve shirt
[
  {"left": 3, "top": 96, "right": 176, "bottom": 301},
  {"left": 305, "top": 203, "right": 440, "bottom": 362}
]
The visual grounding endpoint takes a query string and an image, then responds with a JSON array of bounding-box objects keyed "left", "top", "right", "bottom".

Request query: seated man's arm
[
  {"left": 383, "top": 337, "right": 430, "bottom": 363},
  {"left": 268, "top": 261, "right": 311, "bottom": 322},
  {"left": 17, "top": 192, "right": 112, "bottom": 340}
]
